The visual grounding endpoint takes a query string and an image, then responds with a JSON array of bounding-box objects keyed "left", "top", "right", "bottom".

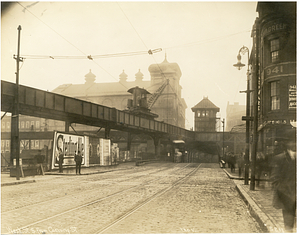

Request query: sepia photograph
[{"left": 1, "top": 1, "right": 296, "bottom": 234}]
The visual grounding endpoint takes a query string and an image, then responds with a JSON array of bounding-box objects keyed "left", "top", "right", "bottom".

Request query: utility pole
[
  {"left": 222, "top": 118, "right": 225, "bottom": 160},
  {"left": 11, "top": 25, "right": 23, "bottom": 180}
]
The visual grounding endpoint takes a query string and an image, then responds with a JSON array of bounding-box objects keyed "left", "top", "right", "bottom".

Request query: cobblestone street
[{"left": 2, "top": 162, "right": 262, "bottom": 234}]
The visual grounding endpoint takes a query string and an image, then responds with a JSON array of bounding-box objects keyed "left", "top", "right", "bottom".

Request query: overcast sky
[{"left": 1, "top": 1, "right": 258, "bottom": 130}]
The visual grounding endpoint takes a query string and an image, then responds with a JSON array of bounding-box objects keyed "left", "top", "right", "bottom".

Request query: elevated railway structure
[{"left": 1, "top": 80, "right": 245, "bottom": 161}]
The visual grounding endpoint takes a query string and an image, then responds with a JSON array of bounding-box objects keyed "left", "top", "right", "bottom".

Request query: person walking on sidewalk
[
  {"left": 271, "top": 128, "right": 296, "bottom": 233},
  {"left": 75, "top": 150, "right": 83, "bottom": 175}
]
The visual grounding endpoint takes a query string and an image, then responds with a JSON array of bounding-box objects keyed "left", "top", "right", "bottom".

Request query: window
[
  {"left": 36, "top": 121, "right": 40, "bottom": 129},
  {"left": 2, "top": 122, "right": 5, "bottom": 129},
  {"left": 21, "top": 121, "right": 25, "bottom": 129},
  {"left": 31, "top": 140, "right": 35, "bottom": 149},
  {"left": 6, "top": 140, "right": 10, "bottom": 148},
  {"left": 197, "top": 111, "right": 201, "bottom": 117},
  {"left": 26, "top": 121, "right": 30, "bottom": 128},
  {"left": 270, "top": 39, "right": 279, "bottom": 62},
  {"left": 6, "top": 122, "right": 10, "bottom": 129},
  {"left": 271, "top": 81, "right": 280, "bottom": 110}
]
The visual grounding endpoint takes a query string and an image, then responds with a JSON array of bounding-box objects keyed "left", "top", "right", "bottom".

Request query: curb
[
  {"left": 1, "top": 179, "right": 36, "bottom": 187},
  {"left": 235, "top": 183, "right": 280, "bottom": 233},
  {"left": 222, "top": 168, "right": 281, "bottom": 233}
]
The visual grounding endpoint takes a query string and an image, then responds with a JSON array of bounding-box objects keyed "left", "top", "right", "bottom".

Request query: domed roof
[{"left": 148, "top": 55, "right": 182, "bottom": 77}]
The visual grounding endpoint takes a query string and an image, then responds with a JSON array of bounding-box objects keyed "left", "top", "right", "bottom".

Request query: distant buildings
[{"left": 225, "top": 102, "right": 246, "bottom": 132}]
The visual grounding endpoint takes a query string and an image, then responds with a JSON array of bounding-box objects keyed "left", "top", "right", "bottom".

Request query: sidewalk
[
  {"left": 222, "top": 166, "right": 290, "bottom": 233},
  {"left": 1, "top": 162, "right": 136, "bottom": 187}
]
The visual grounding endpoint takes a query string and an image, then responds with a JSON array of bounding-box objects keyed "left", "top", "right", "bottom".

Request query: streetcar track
[
  {"left": 2, "top": 163, "right": 193, "bottom": 233},
  {"left": 95, "top": 163, "right": 201, "bottom": 234},
  {"left": 2, "top": 163, "right": 177, "bottom": 213}
]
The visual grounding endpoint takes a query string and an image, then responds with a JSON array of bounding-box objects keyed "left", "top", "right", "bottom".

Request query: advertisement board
[
  {"left": 51, "top": 131, "right": 88, "bottom": 169},
  {"left": 97, "top": 138, "right": 111, "bottom": 165}
]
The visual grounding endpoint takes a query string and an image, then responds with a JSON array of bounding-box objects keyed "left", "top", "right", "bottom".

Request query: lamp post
[{"left": 233, "top": 46, "right": 251, "bottom": 186}]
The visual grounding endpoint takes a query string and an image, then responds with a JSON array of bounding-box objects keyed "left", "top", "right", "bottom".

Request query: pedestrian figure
[
  {"left": 237, "top": 152, "right": 244, "bottom": 177},
  {"left": 230, "top": 153, "right": 236, "bottom": 173},
  {"left": 75, "top": 150, "right": 83, "bottom": 175},
  {"left": 271, "top": 129, "right": 296, "bottom": 232}
]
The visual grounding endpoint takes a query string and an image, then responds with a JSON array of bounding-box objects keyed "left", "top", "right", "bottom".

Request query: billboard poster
[
  {"left": 97, "top": 138, "right": 111, "bottom": 165},
  {"left": 51, "top": 131, "right": 88, "bottom": 169}
]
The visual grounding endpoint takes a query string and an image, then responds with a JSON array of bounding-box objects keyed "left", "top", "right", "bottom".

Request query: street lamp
[{"left": 233, "top": 46, "right": 251, "bottom": 186}]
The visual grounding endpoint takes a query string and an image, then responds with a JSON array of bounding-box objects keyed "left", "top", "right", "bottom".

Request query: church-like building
[{"left": 52, "top": 56, "right": 187, "bottom": 129}]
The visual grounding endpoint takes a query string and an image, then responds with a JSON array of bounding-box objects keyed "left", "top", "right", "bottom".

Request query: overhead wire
[{"left": 17, "top": 2, "right": 159, "bottom": 88}]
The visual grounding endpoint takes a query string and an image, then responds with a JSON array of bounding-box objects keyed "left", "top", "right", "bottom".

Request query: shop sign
[
  {"left": 289, "top": 85, "right": 296, "bottom": 109},
  {"left": 262, "top": 22, "right": 288, "bottom": 37}
]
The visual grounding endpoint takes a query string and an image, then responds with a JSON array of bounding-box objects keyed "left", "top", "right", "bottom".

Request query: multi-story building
[
  {"left": 226, "top": 102, "right": 246, "bottom": 132},
  {"left": 191, "top": 97, "right": 220, "bottom": 132},
  {"left": 251, "top": 2, "right": 296, "bottom": 154}
]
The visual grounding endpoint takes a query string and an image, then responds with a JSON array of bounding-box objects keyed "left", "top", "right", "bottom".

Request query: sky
[{"left": 1, "top": 1, "right": 258, "bottom": 130}]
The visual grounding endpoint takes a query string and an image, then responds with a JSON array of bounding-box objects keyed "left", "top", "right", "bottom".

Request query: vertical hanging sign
[{"left": 288, "top": 84, "right": 296, "bottom": 109}]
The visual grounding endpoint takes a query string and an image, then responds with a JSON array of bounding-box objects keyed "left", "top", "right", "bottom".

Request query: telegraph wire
[
  {"left": 17, "top": 2, "right": 87, "bottom": 57},
  {"left": 21, "top": 48, "right": 162, "bottom": 60},
  {"left": 15, "top": 2, "right": 161, "bottom": 90}
]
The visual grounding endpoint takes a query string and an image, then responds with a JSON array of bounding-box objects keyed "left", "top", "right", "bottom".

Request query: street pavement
[{"left": 1, "top": 161, "right": 293, "bottom": 233}]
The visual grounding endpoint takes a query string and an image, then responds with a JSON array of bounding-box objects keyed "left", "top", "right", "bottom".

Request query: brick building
[{"left": 251, "top": 2, "right": 296, "bottom": 154}]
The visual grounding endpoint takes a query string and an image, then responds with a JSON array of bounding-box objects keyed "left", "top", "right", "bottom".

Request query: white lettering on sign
[{"left": 289, "top": 85, "right": 297, "bottom": 109}]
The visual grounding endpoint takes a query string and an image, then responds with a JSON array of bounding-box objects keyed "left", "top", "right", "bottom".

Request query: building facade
[
  {"left": 226, "top": 102, "right": 246, "bottom": 132},
  {"left": 191, "top": 97, "right": 220, "bottom": 132},
  {"left": 251, "top": 2, "right": 296, "bottom": 154}
]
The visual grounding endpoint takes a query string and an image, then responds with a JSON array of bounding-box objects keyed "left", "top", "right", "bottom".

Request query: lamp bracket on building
[
  {"left": 239, "top": 89, "right": 254, "bottom": 94},
  {"left": 242, "top": 116, "right": 254, "bottom": 121}
]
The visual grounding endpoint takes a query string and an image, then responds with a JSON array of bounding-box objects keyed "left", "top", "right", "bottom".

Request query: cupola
[
  {"left": 85, "top": 69, "right": 96, "bottom": 85},
  {"left": 119, "top": 70, "right": 128, "bottom": 83},
  {"left": 135, "top": 69, "right": 144, "bottom": 82}
]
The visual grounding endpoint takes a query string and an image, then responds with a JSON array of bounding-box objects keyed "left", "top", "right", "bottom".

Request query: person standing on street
[
  {"left": 271, "top": 128, "right": 296, "bottom": 232},
  {"left": 75, "top": 150, "right": 83, "bottom": 175}
]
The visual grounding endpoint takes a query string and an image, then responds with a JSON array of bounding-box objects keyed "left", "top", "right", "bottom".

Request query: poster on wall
[
  {"left": 51, "top": 131, "right": 88, "bottom": 169},
  {"left": 288, "top": 84, "right": 296, "bottom": 109},
  {"left": 97, "top": 138, "right": 111, "bottom": 166}
]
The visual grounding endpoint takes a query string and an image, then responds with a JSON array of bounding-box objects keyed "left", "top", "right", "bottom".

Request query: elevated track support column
[
  {"left": 152, "top": 135, "right": 161, "bottom": 158},
  {"left": 65, "top": 121, "right": 70, "bottom": 132},
  {"left": 127, "top": 132, "right": 132, "bottom": 151},
  {"left": 105, "top": 127, "right": 110, "bottom": 139}
]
